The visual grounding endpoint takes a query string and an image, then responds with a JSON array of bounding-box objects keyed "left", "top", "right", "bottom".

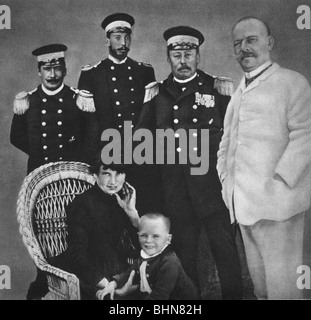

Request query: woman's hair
[{"left": 90, "top": 151, "right": 133, "bottom": 176}]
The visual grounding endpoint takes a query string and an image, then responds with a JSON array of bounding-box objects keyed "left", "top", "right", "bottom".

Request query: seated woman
[{"left": 61, "top": 155, "right": 140, "bottom": 300}]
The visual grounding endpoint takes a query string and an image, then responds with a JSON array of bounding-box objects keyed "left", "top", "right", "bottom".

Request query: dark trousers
[{"left": 171, "top": 208, "right": 243, "bottom": 300}]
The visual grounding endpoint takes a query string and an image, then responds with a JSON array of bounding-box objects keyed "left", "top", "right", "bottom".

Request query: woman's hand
[
  {"left": 96, "top": 280, "right": 117, "bottom": 300},
  {"left": 115, "top": 182, "right": 140, "bottom": 227},
  {"left": 115, "top": 270, "right": 138, "bottom": 297}
]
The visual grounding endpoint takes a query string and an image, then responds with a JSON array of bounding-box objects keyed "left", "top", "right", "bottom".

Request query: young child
[{"left": 96, "top": 213, "right": 199, "bottom": 300}]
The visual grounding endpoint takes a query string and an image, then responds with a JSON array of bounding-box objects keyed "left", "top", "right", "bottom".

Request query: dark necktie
[{"left": 245, "top": 64, "right": 272, "bottom": 87}]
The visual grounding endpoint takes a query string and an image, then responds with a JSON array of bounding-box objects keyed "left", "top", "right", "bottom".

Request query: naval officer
[
  {"left": 78, "top": 13, "right": 162, "bottom": 214},
  {"left": 135, "top": 26, "right": 243, "bottom": 299},
  {"left": 10, "top": 44, "right": 98, "bottom": 299},
  {"left": 10, "top": 44, "right": 97, "bottom": 174}
]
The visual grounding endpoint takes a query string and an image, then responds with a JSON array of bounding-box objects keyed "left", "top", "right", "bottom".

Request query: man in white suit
[{"left": 217, "top": 16, "right": 311, "bottom": 299}]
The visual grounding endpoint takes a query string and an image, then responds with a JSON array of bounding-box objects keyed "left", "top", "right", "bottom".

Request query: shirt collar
[
  {"left": 41, "top": 83, "right": 64, "bottom": 96},
  {"left": 174, "top": 72, "right": 198, "bottom": 84},
  {"left": 108, "top": 55, "right": 128, "bottom": 65},
  {"left": 244, "top": 60, "right": 272, "bottom": 79}
]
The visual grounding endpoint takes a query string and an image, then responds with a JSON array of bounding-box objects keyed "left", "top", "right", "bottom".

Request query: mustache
[
  {"left": 116, "top": 47, "right": 129, "bottom": 52},
  {"left": 178, "top": 66, "right": 191, "bottom": 71},
  {"left": 240, "top": 51, "right": 256, "bottom": 59}
]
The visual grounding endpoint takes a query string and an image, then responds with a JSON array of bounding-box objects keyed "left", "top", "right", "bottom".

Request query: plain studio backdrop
[{"left": 1, "top": 0, "right": 311, "bottom": 300}]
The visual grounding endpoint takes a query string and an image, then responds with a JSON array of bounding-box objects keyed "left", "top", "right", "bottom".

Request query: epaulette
[
  {"left": 13, "top": 87, "right": 37, "bottom": 115},
  {"left": 138, "top": 61, "right": 153, "bottom": 68},
  {"left": 76, "top": 89, "right": 96, "bottom": 112},
  {"left": 213, "top": 75, "right": 234, "bottom": 96},
  {"left": 143, "top": 81, "right": 159, "bottom": 103},
  {"left": 81, "top": 61, "right": 102, "bottom": 71}
]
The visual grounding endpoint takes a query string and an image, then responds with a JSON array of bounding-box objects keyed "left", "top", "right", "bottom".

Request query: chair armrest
[{"left": 40, "top": 263, "right": 80, "bottom": 300}]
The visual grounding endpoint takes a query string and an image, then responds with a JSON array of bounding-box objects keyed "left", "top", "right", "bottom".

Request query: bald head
[
  {"left": 232, "top": 16, "right": 271, "bottom": 37},
  {"left": 232, "top": 17, "right": 274, "bottom": 72}
]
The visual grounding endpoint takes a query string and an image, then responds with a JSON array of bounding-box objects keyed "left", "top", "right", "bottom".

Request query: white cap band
[
  {"left": 105, "top": 20, "right": 131, "bottom": 33},
  {"left": 167, "top": 35, "right": 199, "bottom": 46},
  {"left": 37, "top": 51, "right": 65, "bottom": 62}
]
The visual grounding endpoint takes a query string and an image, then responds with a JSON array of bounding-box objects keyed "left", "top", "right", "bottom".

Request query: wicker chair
[{"left": 16, "top": 161, "right": 96, "bottom": 300}]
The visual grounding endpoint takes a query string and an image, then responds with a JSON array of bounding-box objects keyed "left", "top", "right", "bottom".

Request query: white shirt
[
  {"left": 108, "top": 55, "right": 127, "bottom": 65},
  {"left": 41, "top": 83, "right": 64, "bottom": 96}
]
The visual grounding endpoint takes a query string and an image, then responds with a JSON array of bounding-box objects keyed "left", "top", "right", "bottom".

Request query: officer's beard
[{"left": 109, "top": 46, "right": 130, "bottom": 61}]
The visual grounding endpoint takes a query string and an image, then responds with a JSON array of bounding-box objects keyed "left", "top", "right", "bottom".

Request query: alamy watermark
[
  {"left": 0, "top": 265, "right": 11, "bottom": 290},
  {"left": 0, "top": 5, "right": 11, "bottom": 29},
  {"left": 297, "top": 265, "right": 311, "bottom": 289},
  {"left": 297, "top": 5, "right": 311, "bottom": 29},
  {"left": 101, "top": 121, "right": 210, "bottom": 175}
]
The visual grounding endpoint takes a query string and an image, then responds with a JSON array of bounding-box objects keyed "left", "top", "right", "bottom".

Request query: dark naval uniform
[
  {"left": 78, "top": 57, "right": 163, "bottom": 214},
  {"left": 135, "top": 69, "right": 242, "bottom": 299},
  {"left": 78, "top": 57, "right": 156, "bottom": 136},
  {"left": 10, "top": 84, "right": 98, "bottom": 174}
]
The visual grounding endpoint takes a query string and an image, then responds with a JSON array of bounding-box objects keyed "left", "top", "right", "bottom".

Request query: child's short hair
[{"left": 140, "top": 213, "right": 171, "bottom": 232}]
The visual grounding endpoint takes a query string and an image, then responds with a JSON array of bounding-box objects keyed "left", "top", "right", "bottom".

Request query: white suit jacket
[{"left": 217, "top": 63, "right": 311, "bottom": 225}]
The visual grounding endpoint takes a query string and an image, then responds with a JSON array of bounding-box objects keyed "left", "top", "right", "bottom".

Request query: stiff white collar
[
  {"left": 244, "top": 60, "right": 272, "bottom": 79},
  {"left": 174, "top": 72, "right": 197, "bottom": 83},
  {"left": 108, "top": 55, "right": 128, "bottom": 65},
  {"left": 41, "top": 83, "right": 64, "bottom": 96}
]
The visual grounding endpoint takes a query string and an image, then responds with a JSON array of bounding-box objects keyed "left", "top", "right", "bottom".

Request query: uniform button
[
  {"left": 129, "top": 76, "right": 133, "bottom": 80},
  {"left": 112, "top": 77, "right": 117, "bottom": 81},
  {"left": 174, "top": 119, "right": 179, "bottom": 124},
  {"left": 193, "top": 118, "right": 198, "bottom": 123},
  {"left": 42, "top": 98, "right": 47, "bottom": 102},
  {"left": 59, "top": 98, "right": 63, "bottom": 102},
  {"left": 118, "top": 113, "right": 122, "bottom": 117},
  {"left": 131, "top": 88, "right": 134, "bottom": 91},
  {"left": 193, "top": 147, "right": 198, "bottom": 151},
  {"left": 199, "top": 82, "right": 203, "bottom": 86},
  {"left": 42, "top": 122, "right": 46, "bottom": 126},
  {"left": 59, "top": 145, "right": 63, "bottom": 148},
  {"left": 59, "top": 157, "right": 63, "bottom": 160},
  {"left": 43, "top": 145, "right": 47, "bottom": 150},
  {"left": 58, "top": 109, "right": 62, "bottom": 114},
  {"left": 116, "top": 101, "right": 120, "bottom": 105},
  {"left": 182, "top": 87, "right": 186, "bottom": 92},
  {"left": 173, "top": 105, "right": 178, "bottom": 110},
  {"left": 131, "top": 101, "right": 134, "bottom": 104},
  {"left": 128, "top": 66, "right": 131, "bottom": 70},
  {"left": 209, "top": 119, "right": 214, "bottom": 124},
  {"left": 175, "top": 133, "right": 180, "bottom": 138},
  {"left": 42, "top": 133, "right": 47, "bottom": 137},
  {"left": 118, "top": 125, "right": 122, "bottom": 128},
  {"left": 177, "top": 147, "right": 181, "bottom": 152},
  {"left": 131, "top": 113, "right": 135, "bottom": 116},
  {"left": 111, "top": 66, "right": 115, "bottom": 70},
  {"left": 58, "top": 133, "right": 62, "bottom": 137},
  {"left": 131, "top": 125, "right": 134, "bottom": 128},
  {"left": 114, "top": 89, "right": 118, "bottom": 93},
  {"left": 146, "top": 274, "right": 149, "bottom": 278},
  {"left": 57, "top": 121, "right": 62, "bottom": 126},
  {"left": 193, "top": 104, "right": 198, "bottom": 110},
  {"left": 193, "top": 132, "right": 198, "bottom": 137},
  {"left": 44, "top": 157, "right": 48, "bottom": 161},
  {"left": 238, "top": 141, "right": 242, "bottom": 145},
  {"left": 42, "top": 110, "right": 46, "bottom": 114}
]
